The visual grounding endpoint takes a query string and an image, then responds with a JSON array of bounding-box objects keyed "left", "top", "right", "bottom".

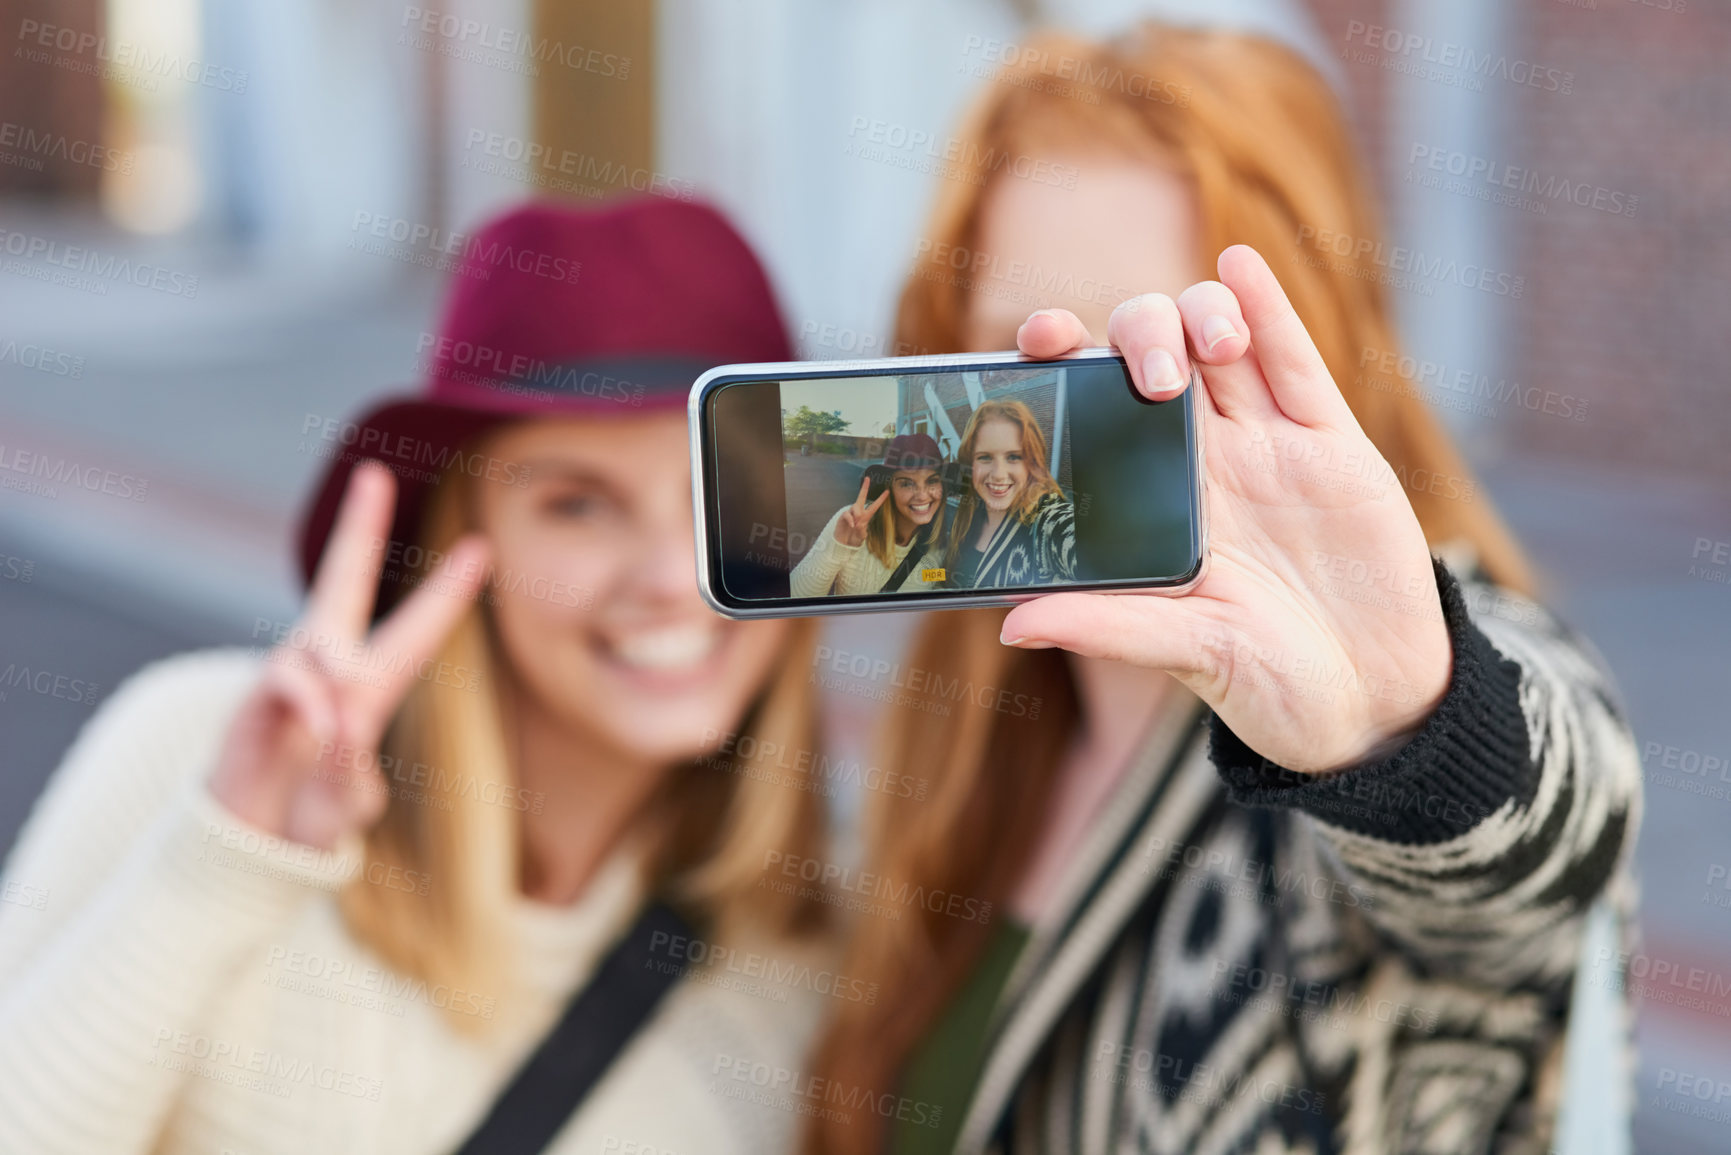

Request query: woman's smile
[
  {"left": 597, "top": 620, "right": 723, "bottom": 675},
  {"left": 482, "top": 416, "right": 788, "bottom": 758}
]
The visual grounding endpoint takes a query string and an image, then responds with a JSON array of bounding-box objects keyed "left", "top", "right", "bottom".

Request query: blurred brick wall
[
  {"left": 1505, "top": 0, "right": 1731, "bottom": 475},
  {"left": 0, "top": 0, "right": 105, "bottom": 200},
  {"left": 1303, "top": 0, "right": 1394, "bottom": 159},
  {"left": 1301, "top": 0, "right": 1731, "bottom": 479}
]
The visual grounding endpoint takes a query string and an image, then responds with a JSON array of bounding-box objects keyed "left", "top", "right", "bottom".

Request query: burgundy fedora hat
[
  {"left": 296, "top": 195, "right": 791, "bottom": 617},
  {"left": 863, "top": 432, "right": 947, "bottom": 495}
]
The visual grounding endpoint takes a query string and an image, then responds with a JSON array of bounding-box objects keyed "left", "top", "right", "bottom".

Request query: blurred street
[{"left": 783, "top": 454, "right": 868, "bottom": 570}]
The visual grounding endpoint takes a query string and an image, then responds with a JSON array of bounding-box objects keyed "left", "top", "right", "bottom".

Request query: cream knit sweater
[
  {"left": 0, "top": 650, "right": 829, "bottom": 1155},
  {"left": 789, "top": 508, "right": 946, "bottom": 598}
]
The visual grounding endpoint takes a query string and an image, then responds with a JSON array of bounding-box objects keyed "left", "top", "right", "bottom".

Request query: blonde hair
[
  {"left": 864, "top": 465, "right": 950, "bottom": 569},
  {"left": 942, "top": 398, "right": 1064, "bottom": 573},
  {"left": 339, "top": 450, "right": 827, "bottom": 1032},
  {"left": 805, "top": 23, "right": 1537, "bottom": 1154}
]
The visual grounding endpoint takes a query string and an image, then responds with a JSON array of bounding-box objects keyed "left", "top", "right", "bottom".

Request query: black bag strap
[
  {"left": 452, "top": 901, "right": 694, "bottom": 1155},
  {"left": 879, "top": 521, "right": 935, "bottom": 593}
]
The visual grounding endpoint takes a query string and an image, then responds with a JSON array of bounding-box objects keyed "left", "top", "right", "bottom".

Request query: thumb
[{"left": 999, "top": 592, "right": 1209, "bottom": 675}]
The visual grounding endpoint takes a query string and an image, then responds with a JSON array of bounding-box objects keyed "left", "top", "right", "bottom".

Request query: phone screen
[{"left": 698, "top": 353, "right": 1202, "bottom": 613}]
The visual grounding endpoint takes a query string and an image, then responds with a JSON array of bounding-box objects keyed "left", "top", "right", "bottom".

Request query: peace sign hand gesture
[
  {"left": 1002, "top": 246, "right": 1453, "bottom": 776},
  {"left": 209, "top": 463, "right": 491, "bottom": 849},
  {"left": 833, "top": 474, "right": 889, "bottom": 548}
]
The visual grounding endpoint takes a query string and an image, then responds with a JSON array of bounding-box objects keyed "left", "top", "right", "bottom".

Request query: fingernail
[
  {"left": 1143, "top": 348, "right": 1185, "bottom": 395},
  {"left": 1001, "top": 634, "right": 1027, "bottom": 646},
  {"left": 1202, "top": 315, "right": 1240, "bottom": 353}
]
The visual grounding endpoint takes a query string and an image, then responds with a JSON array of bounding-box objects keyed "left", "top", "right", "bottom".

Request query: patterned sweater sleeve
[
  {"left": 1207, "top": 559, "right": 1642, "bottom": 990},
  {"left": 1033, "top": 496, "right": 1077, "bottom": 581}
]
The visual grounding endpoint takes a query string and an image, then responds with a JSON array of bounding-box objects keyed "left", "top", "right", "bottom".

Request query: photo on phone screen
[{"left": 692, "top": 351, "right": 1205, "bottom": 617}]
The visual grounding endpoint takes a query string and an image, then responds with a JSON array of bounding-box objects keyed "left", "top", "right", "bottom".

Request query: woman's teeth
[{"left": 609, "top": 624, "right": 720, "bottom": 671}]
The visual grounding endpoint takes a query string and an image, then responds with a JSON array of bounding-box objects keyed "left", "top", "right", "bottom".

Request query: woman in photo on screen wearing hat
[
  {"left": 790, "top": 432, "right": 950, "bottom": 597},
  {"left": 942, "top": 398, "right": 1076, "bottom": 590},
  {"left": 0, "top": 199, "right": 839, "bottom": 1155},
  {"left": 802, "top": 24, "right": 1640, "bottom": 1155}
]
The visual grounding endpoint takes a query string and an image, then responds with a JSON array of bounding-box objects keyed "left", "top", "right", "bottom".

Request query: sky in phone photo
[{"left": 779, "top": 378, "right": 901, "bottom": 440}]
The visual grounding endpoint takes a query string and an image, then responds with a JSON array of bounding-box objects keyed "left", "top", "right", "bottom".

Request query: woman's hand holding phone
[
  {"left": 1002, "top": 245, "right": 1452, "bottom": 776},
  {"left": 208, "top": 463, "right": 491, "bottom": 849}
]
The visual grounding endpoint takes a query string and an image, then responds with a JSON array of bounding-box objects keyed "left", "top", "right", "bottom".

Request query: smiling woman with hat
[
  {"left": 0, "top": 198, "right": 839, "bottom": 1155},
  {"left": 790, "top": 432, "right": 952, "bottom": 598}
]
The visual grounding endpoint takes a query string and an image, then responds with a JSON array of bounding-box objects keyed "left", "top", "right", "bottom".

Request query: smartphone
[{"left": 688, "top": 348, "right": 1207, "bottom": 618}]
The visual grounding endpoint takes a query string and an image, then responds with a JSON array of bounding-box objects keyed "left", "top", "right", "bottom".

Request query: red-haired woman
[
  {"left": 805, "top": 24, "right": 1639, "bottom": 1155},
  {"left": 943, "top": 399, "right": 1076, "bottom": 589}
]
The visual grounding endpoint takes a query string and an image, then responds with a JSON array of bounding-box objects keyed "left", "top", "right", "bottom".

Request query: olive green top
[{"left": 889, "top": 918, "right": 1031, "bottom": 1154}]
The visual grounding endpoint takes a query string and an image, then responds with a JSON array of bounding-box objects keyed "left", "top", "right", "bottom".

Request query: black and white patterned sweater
[
  {"left": 965, "top": 492, "right": 1077, "bottom": 589},
  {"left": 951, "top": 559, "right": 1643, "bottom": 1155}
]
